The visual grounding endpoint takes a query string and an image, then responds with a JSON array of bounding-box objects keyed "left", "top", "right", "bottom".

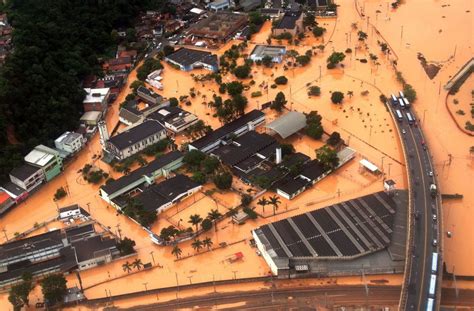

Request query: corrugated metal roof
[{"left": 265, "top": 111, "right": 306, "bottom": 139}]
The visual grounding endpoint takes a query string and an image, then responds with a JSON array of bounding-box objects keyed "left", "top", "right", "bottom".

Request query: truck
[{"left": 430, "top": 183, "right": 437, "bottom": 197}]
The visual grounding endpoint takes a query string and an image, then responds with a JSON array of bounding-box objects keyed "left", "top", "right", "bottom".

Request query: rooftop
[
  {"left": 299, "top": 159, "right": 330, "bottom": 181},
  {"left": 55, "top": 131, "right": 82, "bottom": 145},
  {"left": 253, "top": 191, "right": 397, "bottom": 261},
  {"left": 100, "top": 151, "right": 183, "bottom": 195},
  {"left": 166, "top": 48, "right": 218, "bottom": 69},
  {"left": 265, "top": 111, "right": 306, "bottom": 139},
  {"left": 190, "top": 109, "right": 264, "bottom": 150},
  {"left": 108, "top": 120, "right": 165, "bottom": 150},
  {"left": 137, "top": 86, "right": 162, "bottom": 100},
  {"left": 0, "top": 229, "right": 63, "bottom": 261},
  {"left": 80, "top": 111, "right": 102, "bottom": 122},
  {"left": 10, "top": 163, "right": 41, "bottom": 181},
  {"left": 188, "top": 12, "right": 248, "bottom": 40},
  {"left": 0, "top": 182, "right": 27, "bottom": 197},
  {"left": 212, "top": 131, "right": 277, "bottom": 166},
  {"left": 135, "top": 174, "right": 200, "bottom": 212},
  {"left": 71, "top": 235, "right": 117, "bottom": 263},
  {"left": 274, "top": 11, "right": 302, "bottom": 30},
  {"left": 83, "top": 88, "right": 110, "bottom": 103},
  {"left": 24, "top": 145, "right": 59, "bottom": 167},
  {"left": 250, "top": 45, "right": 286, "bottom": 58}
]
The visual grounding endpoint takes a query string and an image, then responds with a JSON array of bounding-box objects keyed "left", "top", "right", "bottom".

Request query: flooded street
[{"left": 0, "top": 0, "right": 473, "bottom": 308}]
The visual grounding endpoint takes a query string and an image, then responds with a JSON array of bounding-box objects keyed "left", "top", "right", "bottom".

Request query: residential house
[
  {"left": 0, "top": 182, "right": 28, "bottom": 204},
  {"left": 80, "top": 111, "right": 102, "bottom": 126},
  {"left": 258, "top": 8, "right": 283, "bottom": 19},
  {"left": 105, "top": 120, "right": 167, "bottom": 161},
  {"left": 165, "top": 48, "right": 219, "bottom": 72},
  {"left": 272, "top": 11, "right": 303, "bottom": 36},
  {"left": 249, "top": 45, "right": 286, "bottom": 63},
  {"left": 54, "top": 132, "right": 85, "bottom": 155},
  {"left": 0, "top": 191, "right": 15, "bottom": 215},
  {"left": 24, "top": 145, "right": 63, "bottom": 182},
  {"left": 99, "top": 151, "right": 184, "bottom": 206},
  {"left": 137, "top": 86, "right": 163, "bottom": 105},
  {"left": 189, "top": 109, "right": 265, "bottom": 153},
  {"left": 103, "top": 56, "right": 132, "bottom": 74},
  {"left": 207, "top": 0, "right": 231, "bottom": 12},
  {"left": 83, "top": 88, "right": 111, "bottom": 113},
  {"left": 9, "top": 164, "right": 45, "bottom": 192}
]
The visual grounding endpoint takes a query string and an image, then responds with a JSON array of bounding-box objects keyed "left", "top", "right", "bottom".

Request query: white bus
[
  {"left": 398, "top": 98, "right": 406, "bottom": 109},
  {"left": 406, "top": 112, "right": 414, "bottom": 124},
  {"left": 403, "top": 97, "right": 410, "bottom": 107},
  {"left": 396, "top": 109, "right": 403, "bottom": 121},
  {"left": 399, "top": 90, "right": 405, "bottom": 98},
  {"left": 426, "top": 298, "right": 434, "bottom": 311},
  {"left": 391, "top": 94, "right": 398, "bottom": 105},
  {"left": 431, "top": 252, "right": 439, "bottom": 273},
  {"left": 429, "top": 274, "right": 437, "bottom": 297}
]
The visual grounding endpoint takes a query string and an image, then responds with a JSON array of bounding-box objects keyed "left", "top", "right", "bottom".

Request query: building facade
[
  {"left": 24, "top": 145, "right": 63, "bottom": 182},
  {"left": 54, "top": 132, "right": 85, "bottom": 154}
]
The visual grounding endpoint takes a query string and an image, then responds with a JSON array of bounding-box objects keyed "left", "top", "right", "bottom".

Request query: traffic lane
[{"left": 407, "top": 124, "right": 433, "bottom": 310}]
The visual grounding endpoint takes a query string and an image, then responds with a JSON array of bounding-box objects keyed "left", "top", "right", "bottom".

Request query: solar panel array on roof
[{"left": 253, "top": 191, "right": 397, "bottom": 260}]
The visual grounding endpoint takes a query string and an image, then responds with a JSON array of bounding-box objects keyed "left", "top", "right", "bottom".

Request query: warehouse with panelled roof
[
  {"left": 165, "top": 48, "right": 219, "bottom": 72},
  {"left": 252, "top": 191, "right": 399, "bottom": 276}
]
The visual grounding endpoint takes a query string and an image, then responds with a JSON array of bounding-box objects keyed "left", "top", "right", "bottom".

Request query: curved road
[{"left": 388, "top": 102, "right": 441, "bottom": 310}]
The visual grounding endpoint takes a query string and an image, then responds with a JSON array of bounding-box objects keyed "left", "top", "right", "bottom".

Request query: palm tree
[
  {"left": 191, "top": 239, "right": 203, "bottom": 253},
  {"left": 188, "top": 214, "right": 203, "bottom": 233},
  {"left": 268, "top": 195, "right": 281, "bottom": 216},
  {"left": 122, "top": 261, "right": 132, "bottom": 274},
  {"left": 172, "top": 245, "right": 182, "bottom": 259},
  {"left": 347, "top": 91, "right": 354, "bottom": 98},
  {"left": 226, "top": 207, "right": 238, "bottom": 218},
  {"left": 257, "top": 197, "right": 268, "bottom": 214},
  {"left": 202, "top": 237, "right": 213, "bottom": 250},
  {"left": 208, "top": 209, "right": 222, "bottom": 232},
  {"left": 132, "top": 258, "right": 143, "bottom": 271}
]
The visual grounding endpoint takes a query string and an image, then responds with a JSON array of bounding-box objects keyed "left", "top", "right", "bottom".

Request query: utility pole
[
  {"left": 187, "top": 276, "right": 193, "bottom": 284},
  {"left": 143, "top": 282, "right": 148, "bottom": 292},
  {"left": 86, "top": 202, "right": 91, "bottom": 213},
  {"left": 150, "top": 251, "right": 155, "bottom": 266},
  {"left": 453, "top": 265, "right": 459, "bottom": 299},
  {"left": 2, "top": 228, "right": 8, "bottom": 241},
  {"left": 175, "top": 272, "right": 180, "bottom": 300},
  {"left": 115, "top": 223, "right": 122, "bottom": 240},
  {"left": 362, "top": 266, "right": 369, "bottom": 308},
  {"left": 270, "top": 274, "right": 275, "bottom": 304},
  {"left": 381, "top": 156, "right": 385, "bottom": 174},
  {"left": 213, "top": 274, "right": 217, "bottom": 293},
  {"left": 388, "top": 163, "right": 392, "bottom": 177},
  {"left": 400, "top": 25, "right": 404, "bottom": 40},
  {"left": 232, "top": 271, "right": 237, "bottom": 280}
]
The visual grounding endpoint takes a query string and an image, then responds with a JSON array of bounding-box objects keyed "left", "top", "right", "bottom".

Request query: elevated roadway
[{"left": 388, "top": 102, "right": 442, "bottom": 310}]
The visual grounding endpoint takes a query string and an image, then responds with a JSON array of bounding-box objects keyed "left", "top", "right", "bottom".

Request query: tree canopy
[
  {"left": 0, "top": 0, "right": 164, "bottom": 182},
  {"left": 40, "top": 274, "right": 67, "bottom": 306}
]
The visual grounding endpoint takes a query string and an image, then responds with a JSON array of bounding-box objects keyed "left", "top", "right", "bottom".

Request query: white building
[
  {"left": 83, "top": 88, "right": 110, "bottom": 113},
  {"left": 103, "top": 120, "right": 167, "bottom": 161},
  {"left": 207, "top": 0, "right": 231, "bottom": 11},
  {"left": 55, "top": 132, "right": 85, "bottom": 154}
]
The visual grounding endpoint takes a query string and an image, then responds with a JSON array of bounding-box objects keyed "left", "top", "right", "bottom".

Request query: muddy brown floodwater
[{"left": 0, "top": 0, "right": 473, "bottom": 309}]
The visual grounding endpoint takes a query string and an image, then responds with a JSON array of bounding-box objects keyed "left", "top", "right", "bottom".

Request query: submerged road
[{"left": 388, "top": 102, "right": 442, "bottom": 310}]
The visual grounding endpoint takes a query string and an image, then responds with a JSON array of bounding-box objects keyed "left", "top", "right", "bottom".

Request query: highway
[{"left": 388, "top": 100, "right": 442, "bottom": 310}]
